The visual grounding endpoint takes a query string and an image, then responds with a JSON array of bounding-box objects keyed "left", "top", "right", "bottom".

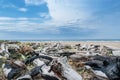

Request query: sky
[{"left": 0, "top": 0, "right": 120, "bottom": 40}]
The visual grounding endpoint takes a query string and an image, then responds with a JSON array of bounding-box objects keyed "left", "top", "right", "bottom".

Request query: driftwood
[
  {"left": 23, "top": 55, "right": 83, "bottom": 80},
  {"left": 2, "top": 42, "right": 120, "bottom": 80},
  {"left": 1, "top": 59, "right": 27, "bottom": 80},
  {"left": 24, "top": 54, "right": 53, "bottom": 65},
  {"left": 84, "top": 55, "right": 120, "bottom": 80},
  {"left": 54, "top": 57, "right": 83, "bottom": 80}
]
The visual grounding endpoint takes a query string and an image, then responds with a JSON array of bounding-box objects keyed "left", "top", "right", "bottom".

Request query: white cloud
[
  {"left": 38, "top": 12, "right": 51, "bottom": 19},
  {"left": 0, "top": 17, "right": 43, "bottom": 21},
  {"left": 1, "top": 3, "right": 28, "bottom": 12},
  {"left": 19, "top": 8, "right": 27, "bottom": 12},
  {"left": 0, "top": 17, "right": 15, "bottom": 20},
  {"left": 1, "top": 3, "right": 17, "bottom": 8},
  {"left": 23, "top": 0, "right": 99, "bottom": 30},
  {"left": 42, "top": 0, "right": 120, "bottom": 30},
  {"left": 45, "top": 0, "right": 93, "bottom": 22},
  {"left": 25, "top": 0, "right": 45, "bottom": 5},
  {"left": 0, "top": 17, "right": 59, "bottom": 33},
  {"left": 36, "top": 0, "right": 98, "bottom": 31}
]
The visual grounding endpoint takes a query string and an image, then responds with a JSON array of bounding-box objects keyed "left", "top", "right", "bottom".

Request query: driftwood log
[
  {"left": 24, "top": 55, "right": 83, "bottom": 80},
  {"left": 84, "top": 55, "right": 120, "bottom": 80}
]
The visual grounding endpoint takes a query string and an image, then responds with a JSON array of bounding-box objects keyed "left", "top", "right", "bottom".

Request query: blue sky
[{"left": 0, "top": 0, "right": 120, "bottom": 40}]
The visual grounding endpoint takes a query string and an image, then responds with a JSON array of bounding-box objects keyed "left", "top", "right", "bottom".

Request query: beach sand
[{"left": 22, "top": 41, "right": 120, "bottom": 48}]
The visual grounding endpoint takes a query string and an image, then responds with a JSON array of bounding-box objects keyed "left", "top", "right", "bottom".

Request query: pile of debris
[{"left": 0, "top": 41, "right": 120, "bottom": 80}]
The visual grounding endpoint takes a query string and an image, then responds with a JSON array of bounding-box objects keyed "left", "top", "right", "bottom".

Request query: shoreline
[{"left": 19, "top": 40, "right": 120, "bottom": 42}]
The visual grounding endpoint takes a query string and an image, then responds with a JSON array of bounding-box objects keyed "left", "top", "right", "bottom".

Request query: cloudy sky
[{"left": 0, "top": 0, "right": 120, "bottom": 40}]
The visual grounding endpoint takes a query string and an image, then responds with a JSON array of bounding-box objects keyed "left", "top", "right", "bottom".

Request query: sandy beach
[{"left": 22, "top": 41, "right": 120, "bottom": 48}]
